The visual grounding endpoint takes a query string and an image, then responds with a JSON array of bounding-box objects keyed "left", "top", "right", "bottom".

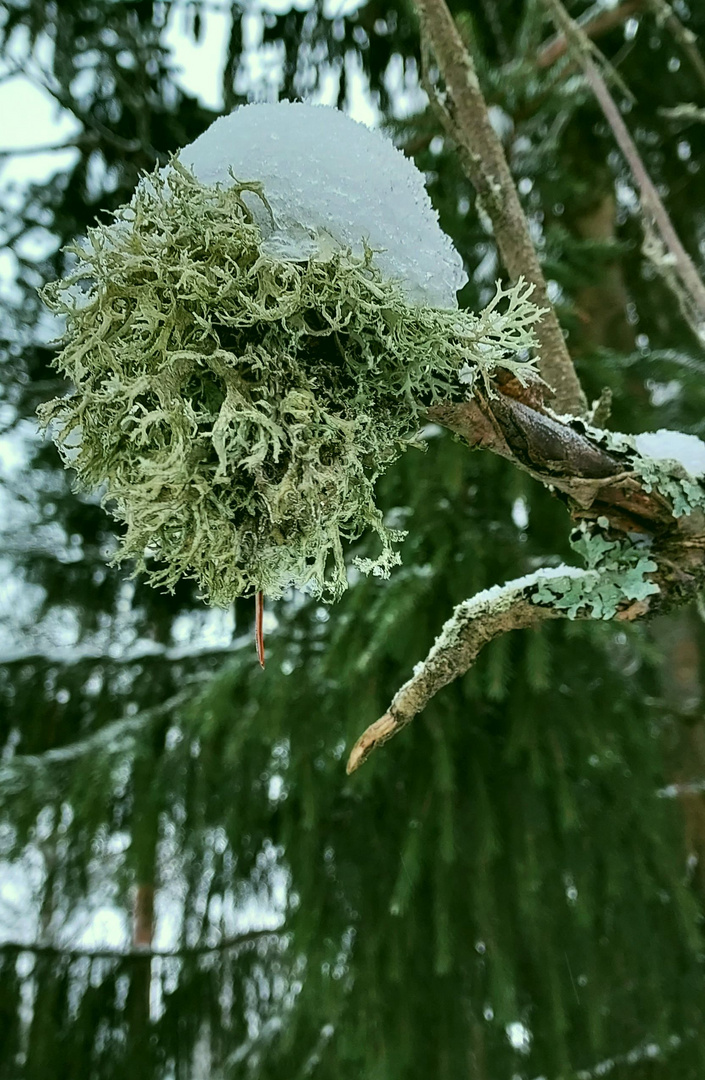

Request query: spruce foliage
[{"left": 2, "top": 2, "right": 705, "bottom": 1079}]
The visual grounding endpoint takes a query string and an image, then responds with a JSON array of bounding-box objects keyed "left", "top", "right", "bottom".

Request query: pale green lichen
[
  {"left": 531, "top": 525, "right": 659, "bottom": 620},
  {"left": 39, "top": 164, "right": 542, "bottom": 604},
  {"left": 634, "top": 463, "right": 705, "bottom": 518},
  {"left": 575, "top": 422, "right": 705, "bottom": 519}
]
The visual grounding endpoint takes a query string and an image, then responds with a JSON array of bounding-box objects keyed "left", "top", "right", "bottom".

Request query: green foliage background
[{"left": 1, "top": 1, "right": 705, "bottom": 1078}]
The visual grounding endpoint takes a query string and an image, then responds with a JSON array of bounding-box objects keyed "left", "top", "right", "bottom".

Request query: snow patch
[
  {"left": 177, "top": 101, "right": 467, "bottom": 308},
  {"left": 457, "top": 564, "right": 587, "bottom": 612},
  {"left": 634, "top": 429, "right": 705, "bottom": 478}
]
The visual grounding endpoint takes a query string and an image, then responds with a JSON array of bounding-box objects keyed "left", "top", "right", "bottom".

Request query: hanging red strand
[{"left": 255, "top": 591, "right": 265, "bottom": 669}]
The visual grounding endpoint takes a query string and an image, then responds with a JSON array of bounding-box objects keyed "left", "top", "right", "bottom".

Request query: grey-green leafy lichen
[
  {"left": 39, "top": 163, "right": 542, "bottom": 604},
  {"left": 634, "top": 461, "right": 705, "bottom": 518},
  {"left": 415, "top": 525, "right": 659, "bottom": 670},
  {"left": 571, "top": 421, "right": 705, "bottom": 519},
  {"left": 531, "top": 524, "right": 659, "bottom": 620}
]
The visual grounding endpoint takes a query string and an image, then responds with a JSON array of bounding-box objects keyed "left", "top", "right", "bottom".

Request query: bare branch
[
  {"left": 413, "top": 0, "right": 587, "bottom": 416},
  {"left": 544, "top": 0, "right": 705, "bottom": 346},
  {"left": 647, "top": 0, "right": 705, "bottom": 93},
  {"left": 537, "top": 0, "right": 645, "bottom": 69},
  {"left": 0, "top": 927, "right": 281, "bottom": 961},
  {"left": 347, "top": 576, "right": 564, "bottom": 773}
]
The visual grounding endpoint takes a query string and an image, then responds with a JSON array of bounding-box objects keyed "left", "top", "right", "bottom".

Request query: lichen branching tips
[{"left": 39, "top": 123, "right": 543, "bottom": 609}]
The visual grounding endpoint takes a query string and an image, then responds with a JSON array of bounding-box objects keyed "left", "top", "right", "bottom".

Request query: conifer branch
[
  {"left": 544, "top": 0, "right": 705, "bottom": 345},
  {"left": 413, "top": 0, "right": 587, "bottom": 416},
  {"left": 0, "top": 927, "right": 281, "bottom": 961},
  {"left": 0, "top": 692, "right": 191, "bottom": 795},
  {"left": 0, "top": 639, "right": 239, "bottom": 670},
  {"left": 537, "top": 0, "right": 644, "bottom": 69}
]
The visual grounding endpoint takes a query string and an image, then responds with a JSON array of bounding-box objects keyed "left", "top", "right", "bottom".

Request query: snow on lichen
[
  {"left": 570, "top": 420, "right": 705, "bottom": 518},
  {"left": 634, "top": 429, "right": 705, "bottom": 478},
  {"left": 178, "top": 101, "right": 467, "bottom": 308},
  {"left": 39, "top": 157, "right": 541, "bottom": 606},
  {"left": 425, "top": 525, "right": 660, "bottom": 669}
]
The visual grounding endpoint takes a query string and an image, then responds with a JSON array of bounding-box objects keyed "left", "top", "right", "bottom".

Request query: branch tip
[{"left": 346, "top": 712, "right": 399, "bottom": 774}]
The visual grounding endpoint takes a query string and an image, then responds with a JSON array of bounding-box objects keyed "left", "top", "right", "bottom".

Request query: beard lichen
[{"left": 39, "top": 164, "right": 541, "bottom": 604}]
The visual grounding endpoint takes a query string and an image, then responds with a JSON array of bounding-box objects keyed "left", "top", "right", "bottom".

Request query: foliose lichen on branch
[
  {"left": 531, "top": 523, "right": 659, "bottom": 619},
  {"left": 39, "top": 164, "right": 542, "bottom": 604}
]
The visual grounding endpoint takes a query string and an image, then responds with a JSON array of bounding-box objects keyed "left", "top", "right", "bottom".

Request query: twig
[
  {"left": 537, "top": 0, "right": 644, "bottom": 69},
  {"left": 647, "top": 0, "right": 705, "bottom": 93},
  {"left": 255, "top": 590, "right": 265, "bottom": 668},
  {"left": 660, "top": 104, "right": 705, "bottom": 124},
  {"left": 0, "top": 927, "right": 281, "bottom": 961},
  {"left": 347, "top": 575, "right": 568, "bottom": 773},
  {"left": 0, "top": 137, "right": 92, "bottom": 159},
  {"left": 413, "top": 0, "right": 587, "bottom": 416},
  {"left": 21, "top": 70, "right": 142, "bottom": 154},
  {"left": 544, "top": 0, "right": 705, "bottom": 345}
]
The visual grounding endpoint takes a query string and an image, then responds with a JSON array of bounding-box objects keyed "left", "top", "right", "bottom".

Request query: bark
[
  {"left": 414, "top": 0, "right": 587, "bottom": 416},
  {"left": 545, "top": 0, "right": 705, "bottom": 345},
  {"left": 348, "top": 379, "right": 705, "bottom": 772}
]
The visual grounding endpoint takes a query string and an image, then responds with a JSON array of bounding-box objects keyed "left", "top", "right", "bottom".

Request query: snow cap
[{"left": 178, "top": 101, "right": 467, "bottom": 309}]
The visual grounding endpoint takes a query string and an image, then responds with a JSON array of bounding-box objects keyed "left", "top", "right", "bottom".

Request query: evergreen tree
[{"left": 1, "top": 1, "right": 705, "bottom": 1077}]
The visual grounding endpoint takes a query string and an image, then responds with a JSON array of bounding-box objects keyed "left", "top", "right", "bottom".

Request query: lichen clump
[{"left": 40, "top": 164, "right": 540, "bottom": 604}]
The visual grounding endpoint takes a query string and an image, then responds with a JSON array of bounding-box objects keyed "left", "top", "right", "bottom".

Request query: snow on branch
[
  {"left": 348, "top": 382, "right": 705, "bottom": 772},
  {"left": 346, "top": 573, "right": 563, "bottom": 773},
  {"left": 347, "top": 540, "right": 662, "bottom": 773}
]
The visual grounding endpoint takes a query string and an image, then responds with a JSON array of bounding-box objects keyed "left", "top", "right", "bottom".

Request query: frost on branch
[
  {"left": 39, "top": 104, "right": 543, "bottom": 605},
  {"left": 347, "top": 523, "right": 662, "bottom": 772}
]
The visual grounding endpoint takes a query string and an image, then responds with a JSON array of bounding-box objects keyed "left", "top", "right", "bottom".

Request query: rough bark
[
  {"left": 348, "top": 379, "right": 705, "bottom": 772},
  {"left": 414, "top": 0, "right": 587, "bottom": 416}
]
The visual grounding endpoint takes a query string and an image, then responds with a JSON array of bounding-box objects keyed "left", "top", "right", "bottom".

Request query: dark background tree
[{"left": 1, "top": 0, "right": 705, "bottom": 1076}]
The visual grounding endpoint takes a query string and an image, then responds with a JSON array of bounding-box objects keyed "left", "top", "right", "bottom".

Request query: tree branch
[
  {"left": 347, "top": 578, "right": 563, "bottom": 772},
  {"left": 413, "top": 0, "right": 587, "bottom": 416},
  {"left": 537, "top": 0, "right": 645, "bottom": 70},
  {"left": 544, "top": 0, "right": 705, "bottom": 346},
  {"left": 347, "top": 383, "right": 705, "bottom": 772},
  {"left": 0, "top": 927, "right": 281, "bottom": 961}
]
